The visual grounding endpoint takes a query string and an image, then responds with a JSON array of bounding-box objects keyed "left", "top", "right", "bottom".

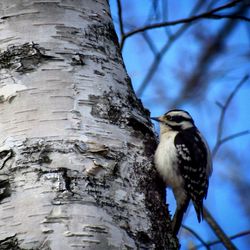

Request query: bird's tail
[
  {"left": 193, "top": 200, "right": 204, "bottom": 222},
  {"left": 172, "top": 199, "right": 190, "bottom": 235}
]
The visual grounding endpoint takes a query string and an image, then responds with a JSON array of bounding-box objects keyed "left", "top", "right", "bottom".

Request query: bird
[{"left": 151, "top": 109, "right": 212, "bottom": 235}]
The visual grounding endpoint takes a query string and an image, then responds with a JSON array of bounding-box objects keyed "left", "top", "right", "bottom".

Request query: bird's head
[{"left": 151, "top": 109, "right": 195, "bottom": 134}]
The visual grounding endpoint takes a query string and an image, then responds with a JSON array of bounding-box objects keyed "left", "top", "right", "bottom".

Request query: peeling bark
[{"left": 0, "top": 1, "right": 178, "bottom": 249}]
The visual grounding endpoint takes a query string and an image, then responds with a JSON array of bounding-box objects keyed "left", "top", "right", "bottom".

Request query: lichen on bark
[{"left": 0, "top": 42, "right": 56, "bottom": 73}]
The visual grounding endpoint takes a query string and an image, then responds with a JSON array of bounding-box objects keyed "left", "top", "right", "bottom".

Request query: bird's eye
[{"left": 166, "top": 115, "right": 172, "bottom": 120}]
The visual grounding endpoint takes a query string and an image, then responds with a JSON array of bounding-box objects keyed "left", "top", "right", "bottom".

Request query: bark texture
[{"left": 0, "top": 1, "right": 178, "bottom": 249}]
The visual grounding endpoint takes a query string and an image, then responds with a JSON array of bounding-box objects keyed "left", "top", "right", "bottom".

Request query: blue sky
[{"left": 110, "top": 1, "right": 250, "bottom": 249}]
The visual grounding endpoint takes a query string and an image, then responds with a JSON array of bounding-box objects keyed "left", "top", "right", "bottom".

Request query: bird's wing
[{"left": 174, "top": 127, "right": 209, "bottom": 221}]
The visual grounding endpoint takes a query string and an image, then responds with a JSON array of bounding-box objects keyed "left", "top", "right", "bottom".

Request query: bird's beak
[{"left": 151, "top": 117, "right": 161, "bottom": 122}]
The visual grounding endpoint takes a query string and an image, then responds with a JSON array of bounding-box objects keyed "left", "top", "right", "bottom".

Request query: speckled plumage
[{"left": 152, "top": 109, "right": 212, "bottom": 235}]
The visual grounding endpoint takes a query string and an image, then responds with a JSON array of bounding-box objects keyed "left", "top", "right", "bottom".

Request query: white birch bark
[{"left": 0, "top": 1, "right": 178, "bottom": 249}]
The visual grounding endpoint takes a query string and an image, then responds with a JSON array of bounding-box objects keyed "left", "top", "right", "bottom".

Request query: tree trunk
[{"left": 0, "top": 1, "right": 177, "bottom": 249}]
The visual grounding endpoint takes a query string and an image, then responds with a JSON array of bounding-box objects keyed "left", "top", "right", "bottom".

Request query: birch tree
[{"left": 0, "top": 1, "right": 178, "bottom": 249}]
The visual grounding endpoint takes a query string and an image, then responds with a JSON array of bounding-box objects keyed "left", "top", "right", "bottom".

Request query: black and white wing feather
[{"left": 174, "top": 127, "right": 210, "bottom": 222}]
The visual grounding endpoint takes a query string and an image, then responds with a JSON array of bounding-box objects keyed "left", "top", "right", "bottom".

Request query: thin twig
[
  {"left": 210, "top": 13, "right": 250, "bottom": 21},
  {"left": 213, "top": 130, "right": 250, "bottom": 157},
  {"left": 116, "top": 0, "right": 124, "bottom": 39},
  {"left": 203, "top": 207, "right": 237, "bottom": 250},
  {"left": 209, "top": 230, "right": 250, "bottom": 247},
  {"left": 182, "top": 225, "right": 211, "bottom": 250},
  {"left": 136, "top": 26, "right": 187, "bottom": 97},
  {"left": 139, "top": 0, "right": 161, "bottom": 55},
  {"left": 114, "top": 1, "right": 160, "bottom": 54},
  {"left": 162, "top": 0, "right": 172, "bottom": 36},
  {"left": 206, "top": 0, "right": 219, "bottom": 11},
  {"left": 112, "top": 16, "right": 158, "bottom": 55},
  {"left": 171, "top": 3, "right": 248, "bottom": 107},
  {"left": 222, "top": 130, "right": 250, "bottom": 144},
  {"left": 218, "top": 75, "right": 249, "bottom": 139},
  {"left": 120, "top": 0, "right": 244, "bottom": 49},
  {"left": 142, "top": 32, "right": 158, "bottom": 55},
  {"left": 195, "top": 230, "right": 250, "bottom": 249},
  {"left": 136, "top": 0, "right": 205, "bottom": 96},
  {"left": 201, "top": 76, "right": 250, "bottom": 250},
  {"left": 213, "top": 75, "right": 249, "bottom": 157},
  {"left": 139, "top": 1, "right": 162, "bottom": 55}
]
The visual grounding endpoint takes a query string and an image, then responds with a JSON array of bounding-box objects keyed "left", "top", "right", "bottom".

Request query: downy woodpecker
[{"left": 152, "top": 109, "right": 212, "bottom": 235}]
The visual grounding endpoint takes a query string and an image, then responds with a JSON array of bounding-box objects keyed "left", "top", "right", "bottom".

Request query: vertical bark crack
[{"left": 59, "top": 167, "right": 72, "bottom": 192}]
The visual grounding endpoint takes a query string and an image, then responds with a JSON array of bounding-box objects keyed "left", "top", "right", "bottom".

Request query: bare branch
[
  {"left": 172, "top": 5, "right": 248, "bottom": 107},
  {"left": 182, "top": 225, "right": 211, "bottom": 250},
  {"left": 222, "top": 75, "right": 249, "bottom": 116},
  {"left": 228, "top": 230, "right": 250, "bottom": 241},
  {"left": 215, "top": 101, "right": 224, "bottom": 109},
  {"left": 112, "top": 16, "right": 159, "bottom": 55},
  {"left": 136, "top": 26, "right": 188, "bottom": 97},
  {"left": 202, "top": 77, "right": 250, "bottom": 250},
  {"left": 217, "top": 75, "right": 248, "bottom": 141},
  {"left": 121, "top": 0, "right": 245, "bottom": 49},
  {"left": 213, "top": 75, "right": 249, "bottom": 157},
  {"left": 203, "top": 207, "right": 237, "bottom": 250},
  {"left": 162, "top": 0, "right": 172, "bottom": 36},
  {"left": 213, "top": 130, "right": 250, "bottom": 157},
  {"left": 185, "top": 217, "right": 250, "bottom": 249},
  {"left": 210, "top": 13, "right": 250, "bottom": 21},
  {"left": 142, "top": 32, "right": 158, "bottom": 55},
  {"left": 116, "top": 0, "right": 124, "bottom": 38},
  {"left": 136, "top": 0, "right": 205, "bottom": 96},
  {"left": 195, "top": 230, "right": 250, "bottom": 249},
  {"left": 206, "top": 0, "right": 220, "bottom": 11},
  {"left": 222, "top": 130, "right": 250, "bottom": 144},
  {"left": 139, "top": 0, "right": 161, "bottom": 55}
]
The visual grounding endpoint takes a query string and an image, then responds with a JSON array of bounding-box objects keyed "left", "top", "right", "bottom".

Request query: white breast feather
[{"left": 154, "top": 131, "right": 184, "bottom": 189}]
